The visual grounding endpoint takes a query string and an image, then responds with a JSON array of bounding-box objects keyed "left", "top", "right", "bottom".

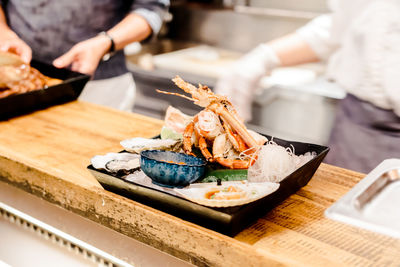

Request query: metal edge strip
[{"left": 0, "top": 202, "right": 134, "bottom": 267}]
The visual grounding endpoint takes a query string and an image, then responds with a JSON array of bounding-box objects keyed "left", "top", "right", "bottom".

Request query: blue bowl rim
[{"left": 140, "top": 150, "right": 207, "bottom": 167}]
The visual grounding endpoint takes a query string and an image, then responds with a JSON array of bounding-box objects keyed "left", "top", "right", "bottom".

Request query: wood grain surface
[
  {"left": 0, "top": 101, "right": 163, "bottom": 188},
  {"left": 0, "top": 101, "right": 399, "bottom": 267}
]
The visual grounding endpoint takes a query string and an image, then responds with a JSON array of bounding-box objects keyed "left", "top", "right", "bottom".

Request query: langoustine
[{"left": 157, "top": 76, "right": 267, "bottom": 169}]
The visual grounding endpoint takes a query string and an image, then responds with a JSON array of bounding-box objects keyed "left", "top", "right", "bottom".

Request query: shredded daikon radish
[{"left": 247, "top": 141, "right": 316, "bottom": 183}]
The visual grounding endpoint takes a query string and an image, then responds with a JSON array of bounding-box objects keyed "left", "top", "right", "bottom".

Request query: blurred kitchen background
[{"left": 125, "top": 0, "right": 345, "bottom": 145}]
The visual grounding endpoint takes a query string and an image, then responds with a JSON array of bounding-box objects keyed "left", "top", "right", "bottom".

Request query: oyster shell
[
  {"left": 91, "top": 152, "right": 140, "bottom": 175},
  {"left": 174, "top": 181, "right": 279, "bottom": 207},
  {"left": 120, "top": 137, "right": 181, "bottom": 154}
]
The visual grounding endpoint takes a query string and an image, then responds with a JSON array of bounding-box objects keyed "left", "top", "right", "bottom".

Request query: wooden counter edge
[{"left": 0, "top": 152, "right": 298, "bottom": 267}]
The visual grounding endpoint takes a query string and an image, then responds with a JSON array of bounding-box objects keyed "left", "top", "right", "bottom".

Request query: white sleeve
[
  {"left": 381, "top": 11, "right": 400, "bottom": 116},
  {"left": 295, "top": 14, "right": 336, "bottom": 61},
  {"left": 130, "top": 0, "right": 170, "bottom": 35},
  {"left": 352, "top": 0, "right": 400, "bottom": 115}
]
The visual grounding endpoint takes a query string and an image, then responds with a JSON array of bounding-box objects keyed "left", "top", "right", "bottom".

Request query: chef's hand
[
  {"left": 53, "top": 35, "right": 112, "bottom": 76},
  {"left": 215, "top": 44, "right": 280, "bottom": 122},
  {"left": 0, "top": 31, "right": 32, "bottom": 63}
]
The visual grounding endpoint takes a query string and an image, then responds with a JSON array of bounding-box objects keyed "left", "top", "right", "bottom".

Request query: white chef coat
[{"left": 296, "top": 0, "right": 400, "bottom": 116}]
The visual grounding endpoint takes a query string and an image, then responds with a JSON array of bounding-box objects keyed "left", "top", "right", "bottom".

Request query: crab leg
[
  {"left": 198, "top": 136, "right": 214, "bottom": 162},
  {"left": 156, "top": 89, "right": 195, "bottom": 102},
  {"left": 213, "top": 134, "right": 252, "bottom": 169},
  {"left": 172, "top": 76, "right": 198, "bottom": 95},
  {"left": 221, "top": 120, "right": 248, "bottom": 152},
  {"left": 183, "top": 121, "right": 195, "bottom": 155},
  {"left": 216, "top": 158, "right": 251, "bottom": 169},
  {"left": 208, "top": 102, "right": 258, "bottom": 151}
]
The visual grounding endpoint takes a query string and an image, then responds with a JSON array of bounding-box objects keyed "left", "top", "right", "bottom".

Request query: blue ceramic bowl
[{"left": 140, "top": 150, "right": 207, "bottom": 188}]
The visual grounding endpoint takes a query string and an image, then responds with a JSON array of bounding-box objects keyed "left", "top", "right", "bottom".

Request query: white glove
[{"left": 215, "top": 44, "right": 281, "bottom": 122}]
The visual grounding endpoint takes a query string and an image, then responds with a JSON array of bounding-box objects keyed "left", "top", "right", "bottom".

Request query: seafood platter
[
  {"left": 0, "top": 51, "right": 90, "bottom": 119},
  {"left": 88, "top": 76, "right": 329, "bottom": 236}
]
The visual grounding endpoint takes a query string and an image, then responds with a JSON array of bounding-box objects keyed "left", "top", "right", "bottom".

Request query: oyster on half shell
[
  {"left": 120, "top": 137, "right": 181, "bottom": 154},
  {"left": 174, "top": 181, "right": 280, "bottom": 207},
  {"left": 91, "top": 152, "right": 140, "bottom": 175}
]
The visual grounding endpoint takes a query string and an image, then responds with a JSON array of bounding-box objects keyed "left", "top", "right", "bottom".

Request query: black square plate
[
  {"left": 0, "top": 60, "right": 90, "bottom": 119},
  {"left": 88, "top": 135, "right": 329, "bottom": 236}
]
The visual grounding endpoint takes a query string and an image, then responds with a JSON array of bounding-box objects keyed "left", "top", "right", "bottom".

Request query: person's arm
[
  {"left": 215, "top": 14, "right": 334, "bottom": 121},
  {"left": 0, "top": 6, "right": 31, "bottom": 62},
  {"left": 53, "top": 13, "right": 152, "bottom": 75},
  {"left": 267, "top": 33, "right": 320, "bottom": 67},
  {"left": 106, "top": 13, "right": 152, "bottom": 51},
  {"left": 0, "top": 7, "right": 11, "bottom": 35},
  {"left": 53, "top": 0, "right": 169, "bottom": 75},
  {"left": 267, "top": 14, "right": 335, "bottom": 66}
]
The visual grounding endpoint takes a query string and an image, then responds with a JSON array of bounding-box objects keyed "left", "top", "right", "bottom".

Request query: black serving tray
[
  {"left": 0, "top": 60, "right": 90, "bottom": 119},
  {"left": 88, "top": 135, "right": 329, "bottom": 236}
]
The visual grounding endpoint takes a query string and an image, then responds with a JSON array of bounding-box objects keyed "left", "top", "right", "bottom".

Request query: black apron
[{"left": 324, "top": 94, "right": 400, "bottom": 173}]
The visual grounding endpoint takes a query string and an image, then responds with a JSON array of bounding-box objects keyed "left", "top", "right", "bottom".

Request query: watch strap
[
  {"left": 99, "top": 31, "right": 115, "bottom": 53},
  {"left": 98, "top": 31, "right": 116, "bottom": 61}
]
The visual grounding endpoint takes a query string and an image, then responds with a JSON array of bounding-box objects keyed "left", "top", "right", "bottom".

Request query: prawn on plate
[{"left": 158, "top": 76, "right": 267, "bottom": 169}]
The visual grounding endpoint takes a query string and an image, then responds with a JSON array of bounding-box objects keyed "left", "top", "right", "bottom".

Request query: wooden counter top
[{"left": 0, "top": 101, "right": 399, "bottom": 266}]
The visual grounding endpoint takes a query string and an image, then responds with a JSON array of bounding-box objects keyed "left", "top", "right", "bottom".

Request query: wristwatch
[{"left": 98, "top": 31, "right": 116, "bottom": 61}]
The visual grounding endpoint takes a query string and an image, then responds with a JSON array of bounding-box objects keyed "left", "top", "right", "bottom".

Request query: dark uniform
[{"left": 1, "top": 0, "right": 169, "bottom": 79}]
